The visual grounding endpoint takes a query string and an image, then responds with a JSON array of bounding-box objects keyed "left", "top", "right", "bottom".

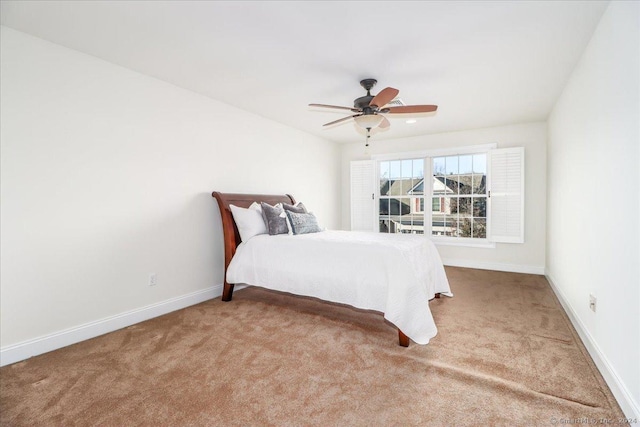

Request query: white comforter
[{"left": 226, "top": 230, "right": 452, "bottom": 344}]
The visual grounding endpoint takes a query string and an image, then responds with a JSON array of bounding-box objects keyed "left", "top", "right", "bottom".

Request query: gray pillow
[
  {"left": 282, "top": 202, "right": 307, "bottom": 214},
  {"left": 260, "top": 202, "right": 288, "bottom": 235},
  {"left": 285, "top": 211, "right": 322, "bottom": 235}
]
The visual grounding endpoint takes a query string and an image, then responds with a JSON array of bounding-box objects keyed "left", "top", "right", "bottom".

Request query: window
[
  {"left": 378, "top": 158, "right": 425, "bottom": 234},
  {"left": 431, "top": 154, "right": 487, "bottom": 239},
  {"left": 349, "top": 145, "right": 524, "bottom": 245}
]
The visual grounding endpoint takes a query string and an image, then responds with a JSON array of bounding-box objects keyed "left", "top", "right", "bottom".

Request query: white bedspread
[{"left": 226, "top": 230, "right": 452, "bottom": 344}]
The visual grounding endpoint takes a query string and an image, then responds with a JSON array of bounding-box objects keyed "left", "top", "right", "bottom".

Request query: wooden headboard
[{"left": 211, "top": 191, "right": 295, "bottom": 301}]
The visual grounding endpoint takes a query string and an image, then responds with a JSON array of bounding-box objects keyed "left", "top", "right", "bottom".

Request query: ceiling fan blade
[
  {"left": 323, "top": 114, "right": 361, "bottom": 127},
  {"left": 379, "top": 116, "right": 390, "bottom": 129},
  {"left": 385, "top": 105, "right": 438, "bottom": 114},
  {"left": 369, "top": 87, "right": 399, "bottom": 108},
  {"left": 309, "top": 103, "right": 360, "bottom": 113}
]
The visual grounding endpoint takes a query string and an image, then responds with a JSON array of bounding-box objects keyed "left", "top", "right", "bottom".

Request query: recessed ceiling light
[{"left": 405, "top": 119, "right": 417, "bottom": 124}]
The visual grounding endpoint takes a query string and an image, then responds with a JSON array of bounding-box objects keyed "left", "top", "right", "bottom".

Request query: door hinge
[{"left": 372, "top": 193, "right": 375, "bottom": 200}]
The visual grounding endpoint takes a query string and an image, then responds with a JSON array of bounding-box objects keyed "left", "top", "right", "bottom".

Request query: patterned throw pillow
[
  {"left": 260, "top": 202, "right": 289, "bottom": 235},
  {"left": 281, "top": 202, "right": 308, "bottom": 234},
  {"left": 284, "top": 211, "right": 322, "bottom": 235},
  {"left": 282, "top": 202, "right": 307, "bottom": 214}
]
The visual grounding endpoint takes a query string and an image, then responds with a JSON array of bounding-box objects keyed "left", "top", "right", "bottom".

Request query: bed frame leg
[
  {"left": 221, "top": 282, "right": 235, "bottom": 302},
  {"left": 398, "top": 329, "right": 410, "bottom": 347}
]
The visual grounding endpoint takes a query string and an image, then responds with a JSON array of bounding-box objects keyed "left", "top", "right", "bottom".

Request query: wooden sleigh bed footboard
[{"left": 212, "top": 191, "right": 422, "bottom": 347}]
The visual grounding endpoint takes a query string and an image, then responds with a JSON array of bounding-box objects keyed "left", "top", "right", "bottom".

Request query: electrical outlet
[
  {"left": 149, "top": 273, "right": 157, "bottom": 287},
  {"left": 589, "top": 294, "right": 596, "bottom": 312}
]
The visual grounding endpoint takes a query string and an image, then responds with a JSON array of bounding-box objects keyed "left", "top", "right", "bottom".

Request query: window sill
[{"left": 431, "top": 238, "right": 496, "bottom": 249}]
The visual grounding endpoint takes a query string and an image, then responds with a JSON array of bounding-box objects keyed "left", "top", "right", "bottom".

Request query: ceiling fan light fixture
[{"left": 354, "top": 114, "right": 384, "bottom": 129}]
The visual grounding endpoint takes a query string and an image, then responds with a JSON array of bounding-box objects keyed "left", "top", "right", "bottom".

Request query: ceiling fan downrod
[{"left": 360, "top": 78, "right": 377, "bottom": 96}]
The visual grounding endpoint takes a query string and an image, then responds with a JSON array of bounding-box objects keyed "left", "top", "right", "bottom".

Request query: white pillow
[{"left": 230, "top": 203, "right": 266, "bottom": 242}]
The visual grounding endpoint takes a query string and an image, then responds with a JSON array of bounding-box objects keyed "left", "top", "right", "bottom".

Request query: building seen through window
[
  {"left": 378, "top": 154, "right": 487, "bottom": 239},
  {"left": 379, "top": 158, "right": 425, "bottom": 234}
]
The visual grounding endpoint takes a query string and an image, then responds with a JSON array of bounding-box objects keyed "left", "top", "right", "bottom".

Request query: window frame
[
  {"left": 377, "top": 157, "right": 427, "bottom": 235},
  {"left": 372, "top": 144, "right": 497, "bottom": 248}
]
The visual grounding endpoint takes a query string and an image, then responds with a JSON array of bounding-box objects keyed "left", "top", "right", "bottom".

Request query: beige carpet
[{"left": 0, "top": 267, "right": 624, "bottom": 426}]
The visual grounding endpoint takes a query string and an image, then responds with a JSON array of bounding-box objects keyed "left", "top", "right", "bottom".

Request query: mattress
[{"left": 227, "top": 230, "right": 452, "bottom": 344}]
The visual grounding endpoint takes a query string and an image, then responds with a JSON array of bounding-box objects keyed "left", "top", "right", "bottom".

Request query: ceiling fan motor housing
[{"left": 354, "top": 95, "right": 375, "bottom": 110}]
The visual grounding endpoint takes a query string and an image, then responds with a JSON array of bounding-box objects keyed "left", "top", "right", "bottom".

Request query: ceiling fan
[{"left": 309, "top": 78, "right": 438, "bottom": 130}]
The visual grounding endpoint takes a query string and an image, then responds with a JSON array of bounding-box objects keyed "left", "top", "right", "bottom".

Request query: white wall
[
  {"left": 341, "top": 122, "right": 547, "bottom": 274},
  {"left": 547, "top": 1, "right": 639, "bottom": 417},
  {"left": 0, "top": 27, "right": 340, "bottom": 354}
]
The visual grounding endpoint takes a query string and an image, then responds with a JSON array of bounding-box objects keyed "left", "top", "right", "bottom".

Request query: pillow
[
  {"left": 282, "top": 202, "right": 307, "bottom": 214},
  {"left": 281, "top": 202, "right": 308, "bottom": 234},
  {"left": 250, "top": 201, "right": 263, "bottom": 214},
  {"left": 285, "top": 211, "right": 323, "bottom": 235},
  {"left": 260, "top": 202, "right": 289, "bottom": 235},
  {"left": 229, "top": 203, "right": 266, "bottom": 242}
]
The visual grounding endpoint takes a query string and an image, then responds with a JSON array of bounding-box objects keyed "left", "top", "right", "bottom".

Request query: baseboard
[
  {"left": 546, "top": 273, "right": 640, "bottom": 419},
  {"left": 441, "top": 258, "right": 545, "bottom": 275},
  {"left": 0, "top": 285, "right": 222, "bottom": 367}
]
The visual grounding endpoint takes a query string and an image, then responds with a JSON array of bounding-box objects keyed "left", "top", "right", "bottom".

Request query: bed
[{"left": 212, "top": 191, "right": 452, "bottom": 346}]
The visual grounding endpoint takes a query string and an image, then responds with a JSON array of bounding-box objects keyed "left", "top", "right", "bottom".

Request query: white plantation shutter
[
  {"left": 489, "top": 147, "right": 524, "bottom": 243},
  {"left": 350, "top": 160, "right": 376, "bottom": 231}
]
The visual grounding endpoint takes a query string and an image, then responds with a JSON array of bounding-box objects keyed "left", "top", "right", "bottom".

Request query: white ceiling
[{"left": 0, "top": 1, "right": 609, "bottom": 144}]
